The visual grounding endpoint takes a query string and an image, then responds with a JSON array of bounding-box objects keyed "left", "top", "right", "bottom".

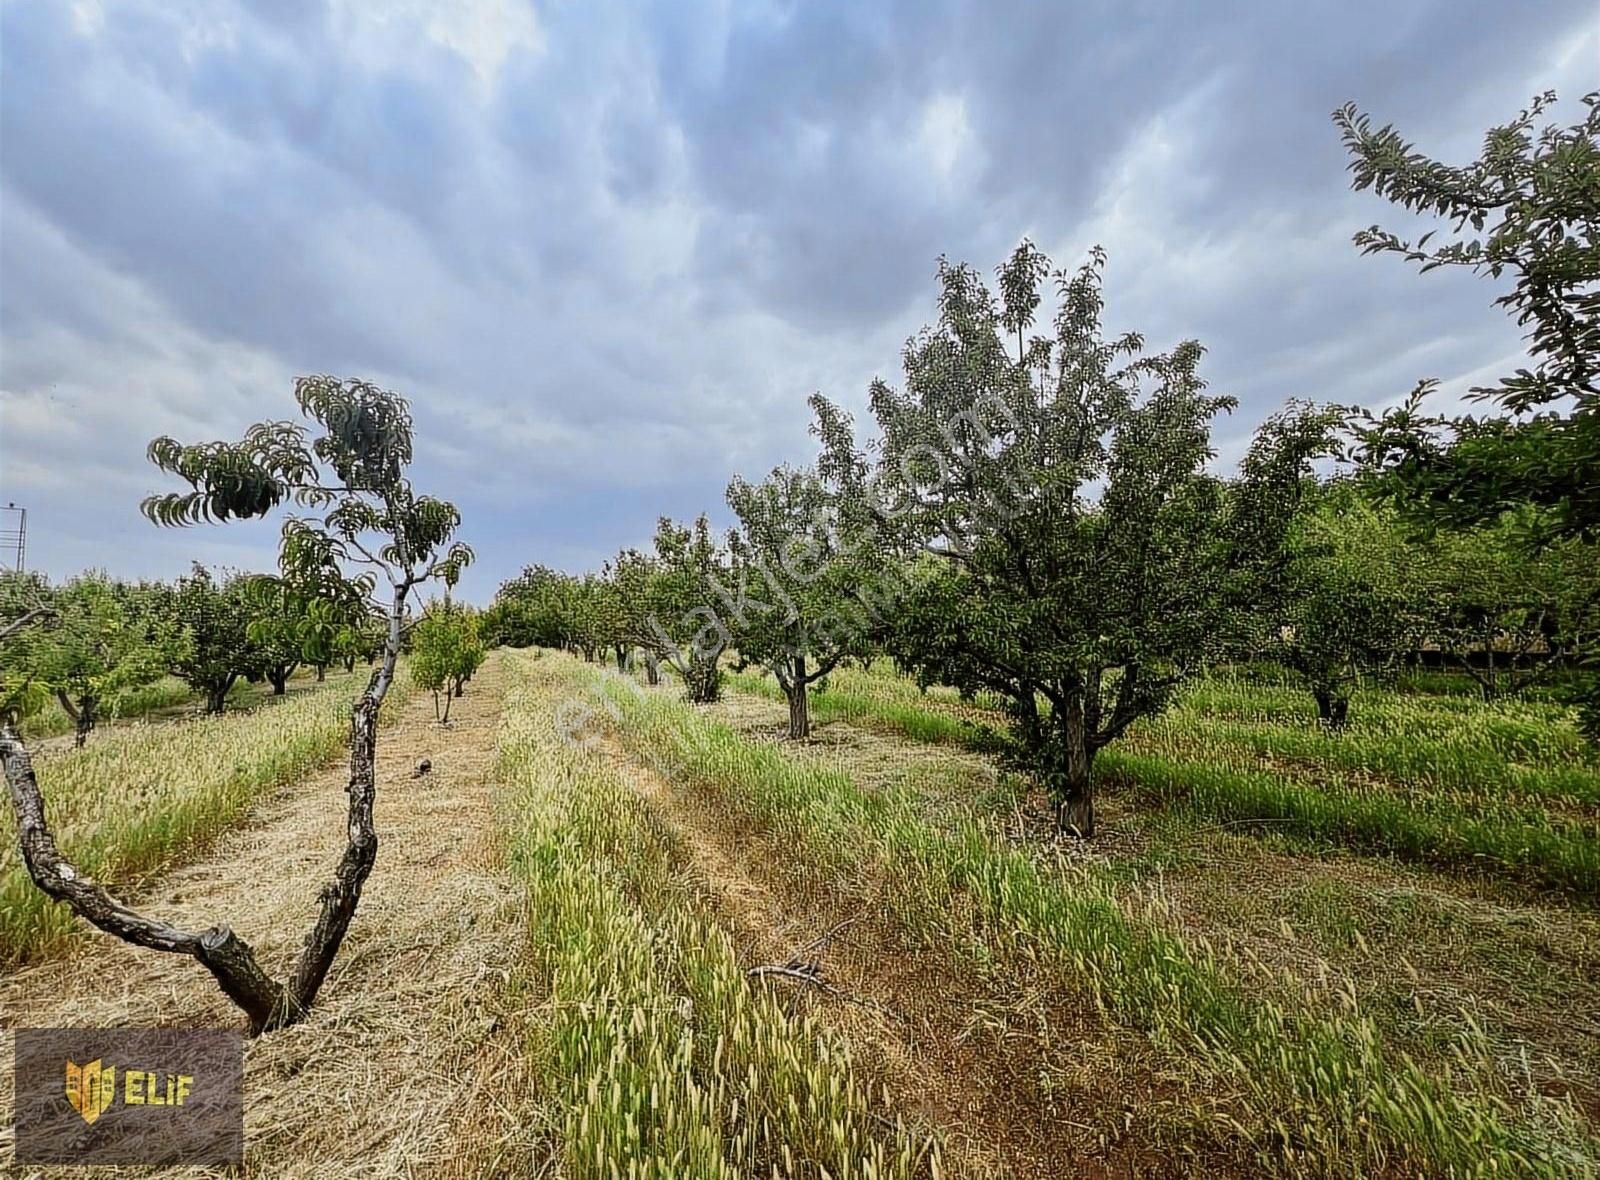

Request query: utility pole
[{"left": 0, "top": 503, "right": 25, "bottom": 573}]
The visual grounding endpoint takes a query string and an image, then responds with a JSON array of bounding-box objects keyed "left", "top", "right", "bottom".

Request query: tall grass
[
  {"left": 584, "top": 660, "right": 1594, "bottom": 1178},
  {"left": 497, "top": 653, "right": 940, "bottom": 1178},
  {"left": 1098, "top": 750, "right": 1600, "bottom": 894},
  {"left": 726, "top": 669, "right": 978, "bottom": 746},
  {"left": 745, "top": 667, "right": 1600, "bottom": 893},
  {"left": 0, "top": 670, "right": 414, "bottom": 967},
  {"left": 20, "top": 677, "right": 198, "bottom": 740}
]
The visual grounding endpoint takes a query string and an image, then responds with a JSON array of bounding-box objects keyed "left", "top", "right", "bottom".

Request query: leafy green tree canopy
[
  {"left": 163, "top": 565, "right": 255, "bottom": 714},
  {"left": 1338, "top": 90, "right": 1600, "bottom": 542},
  {"left": 842, "top": 242, "right": 1335, "bottom": 835},
  {"left": 723, "top": 398, "right": 879, "bottom": 738},
  {"left": 410, "top": 600, "right": 485, "bottom": 722},
  {"left": 648, "top": 515, "right": 735, "bottom": 703},
  {"left": 1261, "top": 486, "right": 1430, "bottom": 726},
  {"left": 26, "top": 574, "right": 177, "bottom": 744}
]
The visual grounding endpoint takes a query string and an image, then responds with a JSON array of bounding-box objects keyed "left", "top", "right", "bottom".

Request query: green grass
[
  {"left": 496, "top": 653, "right": 939, "bottom": 1178},
  {"left": 738, "top": 666, "right": 1600, "bottom": 895},
  {"left": 726, "top": 669, "right": 979, "bottom": 746},
  {"left": 18, "top": 666, "right": 363, "bottom": 741},
  {"left": 582, "top": 659, "right": 1595, "bottom": 1178},
  {"left": 1098, "top": 749, "right": 1600, "bottom": 895},
  {"left": 0, "top": 667, "right": 413, "bottom": 967},
  {"left": 20, "top": 676, "right": 198, "bottom": 739}
]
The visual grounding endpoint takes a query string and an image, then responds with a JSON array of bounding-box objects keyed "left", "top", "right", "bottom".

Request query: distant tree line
[{"left": 0, "top": 562, "right": 391, "bottom": 742}]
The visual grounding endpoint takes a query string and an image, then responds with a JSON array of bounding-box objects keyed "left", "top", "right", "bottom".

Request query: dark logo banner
[{"left": 12, "top": 1028, "right": 243, "bottom": 1165}]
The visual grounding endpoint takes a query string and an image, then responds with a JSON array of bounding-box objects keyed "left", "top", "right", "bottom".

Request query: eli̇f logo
[
  {"left": 15, "top": 1028, "right": 240, "bottom": 1164},
  {"left": 64, "top": 1056, "right": 193, "bottom": 1126}
]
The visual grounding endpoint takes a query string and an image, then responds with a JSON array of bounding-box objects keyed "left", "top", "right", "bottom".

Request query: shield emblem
[{"left": 65, "top": 1059, "right": 115, "bottom": 1125}]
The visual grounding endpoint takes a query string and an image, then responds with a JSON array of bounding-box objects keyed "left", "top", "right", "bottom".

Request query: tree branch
[{"left": 0, "top": 606, "right": 56, "bottom": 644}]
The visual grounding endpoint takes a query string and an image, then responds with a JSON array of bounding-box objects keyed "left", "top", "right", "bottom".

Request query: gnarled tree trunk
[
  {"left": 1313, "top": 686, "right": 1350, "bottom": 730},
  {"left": 2, "top": 723, "right": 295, "bottom": 1033},
  {"left": 784, "top": 655, "right": 809, "bottom": 739},
  {"left": 204, "top": 677, "right": 235, "bottom": 715},
  {"left": 3, "top": 590, "right": 404, "bottom": 1037},
  {"left": 684, "top": 649, "right": 722, "bottom": 703},
  {"left": 643, "top": 651, "right": 660, "bottom": 685}
]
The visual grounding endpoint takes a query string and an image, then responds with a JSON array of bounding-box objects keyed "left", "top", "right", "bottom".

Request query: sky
[{"left": 1, "top": 0, "right": 1595, "bottom": 603}]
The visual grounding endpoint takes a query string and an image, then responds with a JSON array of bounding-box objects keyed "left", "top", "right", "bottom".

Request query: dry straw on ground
[{"left": 0, "top": 656, "right": 521, "bottom": 1179}]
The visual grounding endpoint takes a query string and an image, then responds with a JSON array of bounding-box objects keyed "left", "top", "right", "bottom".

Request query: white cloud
[
  {"left": 915, "top": 93, "right": 975, "bottom": 182},
  {"left": 69, "top": 0, "right": 104, "bottom": 37},
  {"left": 329, "top": 0, "right": 544, "bottom": 92}
]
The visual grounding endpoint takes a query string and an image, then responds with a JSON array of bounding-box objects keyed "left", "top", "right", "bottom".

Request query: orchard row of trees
[
  {"left": 491, "top": 90, "right": 1600, "bottom": 837},
  {"left": 0, "top": 564, "right": 391, "bottom": 743},
  {"left": 0, "top": 563, "right": 496, "bottom": 740}
]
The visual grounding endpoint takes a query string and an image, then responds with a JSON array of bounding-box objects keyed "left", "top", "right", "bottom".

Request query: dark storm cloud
[{"left": 1, "top": 0, "right": 1593, "bottom": 598}]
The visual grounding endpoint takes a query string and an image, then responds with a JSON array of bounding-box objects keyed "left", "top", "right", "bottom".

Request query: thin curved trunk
[
  {"left": 285, "top": 586, "right": 403, "bottom": 1022},
  {"left": 2, "top": 583, "right": 406, "bottom": 1036},
  {"left": 54, "top": 690, "right": 79, "bottom": 722}
]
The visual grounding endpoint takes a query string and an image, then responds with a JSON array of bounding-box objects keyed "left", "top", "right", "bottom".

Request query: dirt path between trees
[
  {"left": 0, "top": 655, "right": 521, "bottom": 1179},
  {"left": 593, "top": 723, "right": 1219, "bottom": 1180}
]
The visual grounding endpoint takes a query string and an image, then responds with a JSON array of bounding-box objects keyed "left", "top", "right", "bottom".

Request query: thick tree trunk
[
  {"left": 684, "top": 651, "right": 721, "bottom": 703},
  {"left": 268, "top": 666, "right": 294, "bottom": 695},
  {"left": 786, "top": 655, "right": 809, "bottom": 739},
  {"left": 1054, "top": 704, "right": 1096, "bottom": 838},
  {"left": 316, "top": 663, "right": 327, "bottom": 682},
  {"left": 205, "top": 679, "right": 233, "bottom": 715},
  {"left": 615, "top": 646, "right": 628, "bottom": 671},
  {"left": 1313, "top": 687, "right": 1350, "bottom": 730},
  {"left": 74, "top": 699, "right": 96, "bottom": 749},
  {"left": 644, "top": 651, "right": 660, "bottom": 686}
]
